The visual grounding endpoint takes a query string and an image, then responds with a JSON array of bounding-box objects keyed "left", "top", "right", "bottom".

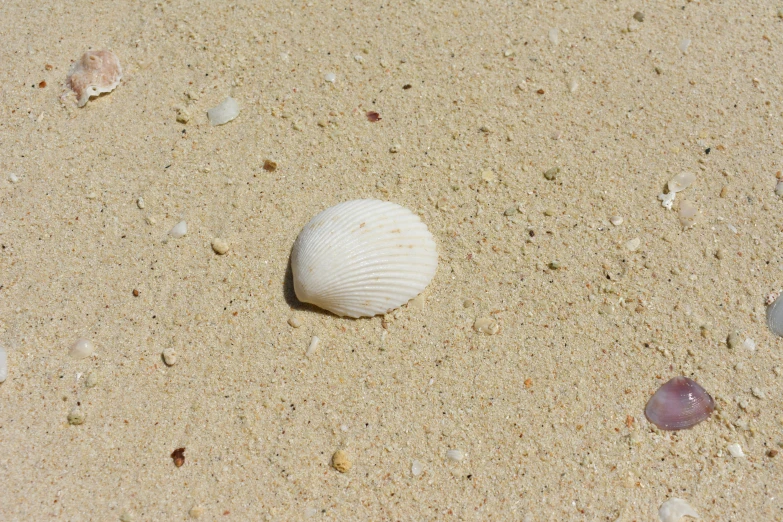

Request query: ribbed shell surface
[
  {"left": 291, "top": 199, "right": 437, "bottom": 318},
  {"left": 644, "top": 376, "right": 715, "bottom": 431}
]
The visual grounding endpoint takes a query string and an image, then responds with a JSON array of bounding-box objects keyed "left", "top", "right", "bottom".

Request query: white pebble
[
  {"left": 411, "top": 460, "right": 423, "bottom": 476},
  {"left": 548, "top": 28, "right": 559, "bottom": 45},
  {"left": 473, "top": 317, "right": 499, "bottom": 335},
  {"left": 207, "top": 97, "right": 240, "bottom": 126},
  {"left": 0, "top": 345, "right": 7, "bottom": 382},
  {"left": 727, "top": 443, "right": 745, "bottom": 458},
  {"left": 136, "top": 197, "right": 145, "bottom": 209},
  {"left": 679, "top": 38, "right": 691, "bottom": 53},
  {"left": 568, "top": 79, "right": 579, "bottom": 93},
  {"left": 446, "top": 449, "right": 464, "bottom": 462},
  {"left": 743, "top": 338, "right": 756, "bottom": 351},
  {"left": 8, "top": 173, "right": 19, "bottom": 183},
  {"left": 324, "top": 72, "right": 336, "bottom": 83},
  {"left": 775, "top": 181, "right": 783, "bottom": 197},
  {"left": 169, "top": 221, "right": 187, "bottom": 238},
  {"left": 658, "top": 498, "right": 699, "bottom": 522},
  {"left": 211, "top": 238, "right": 230, "bottom": 255},
  {"left": 609, "top": 216, "right": 623, "bottom": 226},
  {"left": 306, "top": 336, "right": 320, "bottom": 356},
  {"left": 69, "top": 338, "right": 94, "bottom": 359},
  {"left": 288, "top": 314, "right": 302, "bottom": 328},
  {"left": 162, "top": 348, "right": 177, "bottom": 366}
]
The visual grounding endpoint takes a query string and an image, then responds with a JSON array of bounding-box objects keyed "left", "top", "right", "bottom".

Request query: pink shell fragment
[
  {"left": 645, "top": 376, "right": 715, "bottom": 431},
  {"left": 66, "top": 50, "right": 122, "bottom": 107}
]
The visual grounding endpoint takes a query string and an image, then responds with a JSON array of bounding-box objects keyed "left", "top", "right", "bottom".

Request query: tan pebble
[
  {"left": 727, "top": 331, "right": 741, "bottom": 349},
  {"left": 331, "top": 450, "right": 352, "bottom": 472},
  {"left": 85, "top": 371, "right": 99, "bottom": 388},
  {"left": 162, "top": 348, "right": 177, "bottom": 366},
  {"left": 263, "top": 159, "right": 277, "bottom": 172},
  {"left": 462, "top": 298, "right": 474, "bottom": 308},
  {"left": 189, "top": 506, "right": 204, "bottom": 519},
  {"left": 543, "top": 167, "right": 559, "bottom": 180},
  {"left": 720, "top": 185, "right": 728, "bottom": 198},
  {"left": 68, "top": 407, "right": 85, "bottom": 425},
  {"left": 119, "top": 511, "right": 135, "bottom": 522},
  {"left": 625, "top": 237, "right": 641, "bottom": 251},
  {"left": 473, "top": 317, "right": 499, "bottom": 335},
  {"left": 288, "top": 314, "right": 302, "bottom": 328},
  {"left": 176, "top": 107, "right": 191, "bottom": 123},
  {"left": 481, "top": 170, "right": 496, "bottom": 182},
  {"left": 610, "top": 216, "right": 623, "bottom": 226},
  {"left": 211, "top": 238, "right": 230, "bottom": 255}
]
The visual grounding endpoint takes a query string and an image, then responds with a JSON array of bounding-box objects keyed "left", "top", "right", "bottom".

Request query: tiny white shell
[
  {"left": 291, "top": 199, "right": 437, "bottom": 318},
  {"left": 658, "top": 498, "right": 699, "bottom": 522},
  {"left": 668, "top": 171, "right": 696, "bottom": 193},
  {"left": 207, "top": 97, "right": 240, "bottom": 125},
  {"left": 69, "top": 338, "right": 94, "bottom": 359},
  {"left": 169, "top": 221, "right": 187, "bottom": 238},
  {"left": 767, "top": 296, "right": 783, "bottom": 337}
]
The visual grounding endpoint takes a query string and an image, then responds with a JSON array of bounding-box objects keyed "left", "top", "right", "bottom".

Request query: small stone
[
  {"left": 263, "top": 159, "right": 277, "bottom": 172},
  {"left": 169, "top": 221, "right": 187, "bottom": 238},
  {"left": 306, "top": 336, "right": 320, "bottom": 356},
  {"left": 0, "top": 344, "right": 7, "bottom": 383},
  {"left": 654, "top": 66, "right": 664, "bottom": 75},
  {"left": 548, "top": 28, "right": 559, "bottom": 45},
  {"left": 727, "top": 331, "right": 741, "bottom": 349},
  {"left": 776, "top": 181, "right": 783, "bottom": 197},
  {"left": 324, "top": 72, "right": 336, "bottom": 83},
  {"left": 678, "top": 200, "right": 698, "bottom": 229},
  {"left": 720, "top": 185, "right": 729, "bottom": 198},
  {"left": 411, "top": 460, "right": 423, "bottom": 476},
  {"left": 446, "top": 449, "right": 464, "bottom": 461},
  {"left": 133, "top": 288, "right": 140, "bottom": 297},
  {"left": 625, "top": 237, "right": 641, "bottom": 251},
  {"left": 543, "top": 208, "right": 555, "bottom": 217},
  {"left": 715, "top": 249, "right": 724, "bottom": 260},
  {"left": 633, "top": 11, "right": 645, "bottom": 22},
  {"left": 136, "top": 196, "right": 145, "bottom": 209},
  {"left": 171, "top": 447, "right": 186, "bottom": 467},
  {"left": 504, "top": 205, "right": 517, "bottom": 216},
  {"left": 85, "top": 371, "right": 99, "bottom": 388},
  {"left": 548, "top": 260, "right": 561, "bottom": 270},
  {"left": 207, "top": 97, "right": 240, "bottom": 126},
  {"left": 778, "top": 7, "right": 783, "bottom": 18},
  {"left": 752, "top": 387, "right": 766, "bottom": 399},
  {"left": 610, "top": 216, "right": 623, "bottom": 226},
  {"left": 211, "top": 238, "right": 230, "bottom": 255},
  {"left": 479, "top": 125, "right": 491, "bottom": 133},
  {"left": 162, "top": 348, "right": 177, "bottom": 366},
  {"left": 69, "top": 338, "right": 95, "bottom": 359},
  {"left": 67, "top": 407, "right": 85, "bottom": 425},
  {"left": 189, "top": 506, "right": 204, "bottom": 519},
  {"left": 176, "top": 107, "right": 191, "bottom": 124},
  {"left": 727, "top": 443, "right": 745, "bottom": 458},
  {"left": 481, "top": 170, "right": 496, "bottom": 182},
  {"left": 119, "top": 511, "right": 135, "bottom": 522},
  {"left": 473, "top": 317, "right": 499, "bottom": 335},
  {"left": 543, "top": 167, "right": 559, "bottom": 180},
  {"left": 743, "top": 338, "right": 756, "bottom": 351},
  {"left": 767, "top": 449, "right": 779, "bottom": 458},
  {"left": 288, "top": 314, "right": 302, "bottom": 328},
  {"left": 568, "top": 79, "right": 579, "bottom": 93},
  {"left": 389, "top": 144, "right": 400, "bottom": 153},
  {"left": 8, "top": 173, "right": 19, "bottom": 183},
  {"left": 331, "top": 450, "right": 352, "bottom": 473},
  {"left": 462, "top": 299, "right": 474, "bottom": 308}
]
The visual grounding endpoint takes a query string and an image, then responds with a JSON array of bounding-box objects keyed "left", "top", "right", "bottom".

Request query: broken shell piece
[
  {"left": 678, "top": 200, "right": 698, "bottom": 229},
  {"left": 69, "top": 338, "right": 95, "bottom": 359},
  {"left": 668, "top": 171, "right": 696, "bottom": 193},
  {"left": 658, "top": 498, "right": 699, "bottom": 522},
  {"left": 207, "top": 97, "right": 240, "bottom": 125},
  {"left": 473, "top": 317, "right": 499, "bottom": 335},
  {"left": 766, "top": 295, "right": 783, "bottom": 337},
  {"left": 169, "top": 221, "right": 187, "bottom": 238},
  {"left": 645, "top": 376, "right": 715, "bottom": 430},
  {"left": 658, "top": 192, "right": 675, "bottom": 210},
  {"left": 66, "top": 50, "right": 122, "bottom": 107},
  {"left": 727, "top": 443, "right": 744, "bottom": 458}
]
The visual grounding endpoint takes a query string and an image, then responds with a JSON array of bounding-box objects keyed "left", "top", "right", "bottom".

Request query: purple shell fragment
[{"left": 645, "top": 376, "right": 715, "bottom": 430}]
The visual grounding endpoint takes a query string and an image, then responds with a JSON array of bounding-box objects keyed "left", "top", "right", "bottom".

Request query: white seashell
[
  {"left": 207, "top": 97, "right": 240, "bottom": 125},
  {"left": 446, "top": 449, "right": 464, "bottom": 461},
  {"left": 678, "top": 200, "right": 698, "bottom": 229},
  {"left": 766, "top": 295, "right": 783, "bottom": 337},
  {"left": 291, "top": 199, "right": 437, "bottom": 318},
  {"left": 658, "top": 498, "right": 699, "bottom": 522},
  {"left": 668, "top": 171, "right": 696, "bottom": 193},
  {"left": 69, "top": 338, "right": 94, "bottom": 359},
  {"left": 727, "top": 443, "right": 744, "bottom": 458},
  {"left": 0, "top": 344, "right": 7, "bottom": 382}
]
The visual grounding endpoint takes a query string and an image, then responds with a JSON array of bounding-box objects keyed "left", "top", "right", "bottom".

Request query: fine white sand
[{"left": 1, "top": 1, "right": 782, "bottom": 519}]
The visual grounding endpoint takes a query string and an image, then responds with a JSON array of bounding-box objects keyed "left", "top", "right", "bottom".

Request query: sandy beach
[{"left": 1, "top": 0, "right": 782, "bottom": 519}]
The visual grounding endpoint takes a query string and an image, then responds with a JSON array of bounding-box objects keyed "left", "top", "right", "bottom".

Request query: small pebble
[
  {"left": 69, "top": 338, "right": 95, "bottom": 359},
  {"left": 727, "top": 443, "right": 745, "bottom": 458},
  {"left": 548, "top": 260, "right": 561, "bottom": 270},
  {"left": 610, "top": 216, "right": 623, "bottom": 226},
  {"left": 462, "top": 299, "right": 474, "bottom": 308},
  {"left": 133, "top": 288, "right": 139, "bottom": 297},
  {"left": 654, "top": 66, "right": 664, "bottom": 75},
  {"left": 778, "top": 7, "right": 783, "bottom": 18},
  {"left": 679, "top": 38, "right": 691, "bottom": 53},
  {"left": 171, "top": 447, "right": 186, "bottom": 467},
  {"left": 8, "top": 173, "right": 19, "bottom": 183},
  {"left": 0, "top": 344, "right": 7, "bottom": 383},
  {"left": 288, "top": 314, "right": 302, "bottom": 328},
  {"left": 119, "top": 511, "right": 135, "bottom": 522},
  {"left": 633, "top": 11, "right": 645, "bottom": 22},
  {"left": 306, "top": 336, "right": 320, "bottom": 356},
  {"left": 473, "top": 317, "right": 499, "bottom": 335},
  {"left": 263, "top": 159, "right": 277, "bottom": 172},
  {"left": 176, "top": 107, "right": 191, "bottom": 124},
  {"left": 67, "top": 407, "right": 85, "bottom": 425},
  {"left": 207, "top": 97, "right": 240, "bottom": 126},
  {"left": 169, "top": 221, "right": 187, "bottom": 238},
  {"left": 767, "top": 449, "right": 779, "bottom": 458},
  {"left": 752, "top": 387, "right": 766, "bottom": 399},
  {"left": 331, "top": 450, "right": 352, "bottom": 472},
  {"left": 85, "top": 371, "right": 99, "bottom": 388},
  {"left": 658, "top": 498, "right": 698, "bottom": 522},
  {"left": 211, "top": 238, "right": 230, "bottom": 255},
  {"left": 776, "top": 181, "right": 783, "bottom": 197},
  {"left": 548, "top": 28, "right": 559, "bottom": 45},
  {"left": 324, "top": 72, "right": 336, "bottom": 83},
  {"left": 726, "top": 331, "right": 741, "bottom": 349},
  {"left": 720, "top": 185, "right": 729, "bottom": 198},
  {"left": 446, "top": 449, "right": 464, "bottom": 461},
  {"left": 743, "top": 338, "right": 756, "bottom": 351},
  {"left": 389, "top": 144, "right": 400, "bottom": 153},
  {"left": 481, "top": 170, "right": 496, "bottom": 182},
  {"left": 625, "top": 238, "right": 641, "bottom": 251},
  {"left": 678, "top": 200, "right": 698, "bottom": 229},
  {"left": 504, "top": 205, "right": 517, "bottom": 216},
  {"left": 189, "top": 506, "right": 204, "bottom": 519},
  {"left": 136, "top": 196, "right": 145, "bottom": 209},
  {"left": 162, "top": 348, "right": 177, "bottom": 366},
  {"left": 411, "top": 460, "right": 423, "bottom": 476},
  {"left": 543, "top": 167, "right": 559, "bottom": 180}
]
